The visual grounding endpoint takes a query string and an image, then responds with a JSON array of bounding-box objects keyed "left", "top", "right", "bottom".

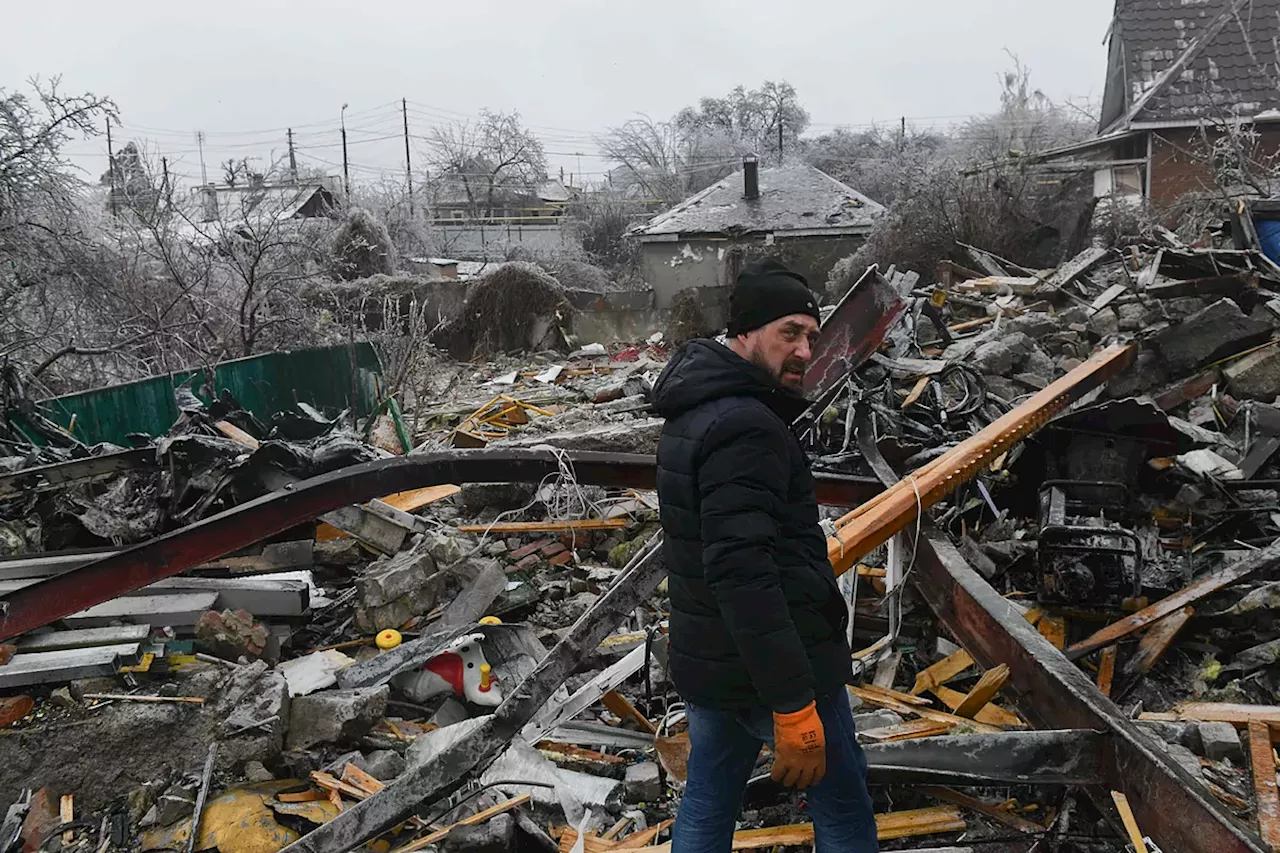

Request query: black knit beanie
[{"left": 726, "top": 259, "right": 821, "bottom": 336}]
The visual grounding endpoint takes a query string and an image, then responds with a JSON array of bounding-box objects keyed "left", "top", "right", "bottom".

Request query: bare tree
[{"left": 424, "top": 109, "right": 547, "bottom": 219}]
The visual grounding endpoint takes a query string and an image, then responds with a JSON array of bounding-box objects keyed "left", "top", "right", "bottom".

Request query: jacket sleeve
[{"left": 698, "top": 406, "right": 815, "bottom": 713}]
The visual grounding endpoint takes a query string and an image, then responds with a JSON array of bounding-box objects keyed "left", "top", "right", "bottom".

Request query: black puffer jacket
[{"left": 653, "top": 339, "right": 851, "bottom": 713}]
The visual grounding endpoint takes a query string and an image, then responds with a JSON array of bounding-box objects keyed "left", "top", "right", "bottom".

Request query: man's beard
[{"left": 749, "top": 350, "right": 806, "bottom": 389}]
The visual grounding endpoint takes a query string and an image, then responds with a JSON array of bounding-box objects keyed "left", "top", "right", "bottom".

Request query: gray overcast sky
[{"left": 4, "top": 0, "right": 1116, "bottom": 188}]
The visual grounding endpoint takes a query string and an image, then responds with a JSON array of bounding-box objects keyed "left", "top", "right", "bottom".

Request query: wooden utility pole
[
  {"left": 287, "top": 128, "right": 298, "bottom": 184},
  {"left": 402, "top": 99, "right": 414, "bottom": 216},
  {"left": 340, "top": 104, "right": 350, "bottom": 196},
  {"left": 105, "top": 118, "right": 117, "bottom": 216}
]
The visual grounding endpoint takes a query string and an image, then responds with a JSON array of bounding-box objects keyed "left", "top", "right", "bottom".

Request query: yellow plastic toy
[
  {"left": 376, "top": 629, "right": 403, "bottom": 650},
  {"left": 478, "top": 616, "right": 502, "bottom": 625}
]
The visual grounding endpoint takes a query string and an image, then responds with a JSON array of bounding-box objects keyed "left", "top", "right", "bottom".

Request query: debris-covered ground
[{"left": 7, "top": 230, "right": 1280, "bottom": 853}]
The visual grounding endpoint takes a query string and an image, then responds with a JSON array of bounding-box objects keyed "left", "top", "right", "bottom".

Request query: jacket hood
[{"left": 652, "top": 339, "right": 809, "bottom": 423}]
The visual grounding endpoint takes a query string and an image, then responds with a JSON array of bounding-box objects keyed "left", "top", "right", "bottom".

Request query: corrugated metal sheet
[{"left": 32, "top": 343, "right": 383, "bottom": 446}]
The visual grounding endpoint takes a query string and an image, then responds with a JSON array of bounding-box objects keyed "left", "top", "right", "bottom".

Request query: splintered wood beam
[
  {"left": 857, "top": 683, "right": 933, "bottom": 706},
  {"left": 859, "top": 720, "right": 953, "bottom": 742},
  {"left": 1250, "top": 721, "right": 1280, "bottom": 851},
  {"left": 847, "top": 685, "right": 1003, "bottom": 734},
  {"left": 615, "top": 820, "right": 675, "bottom": 850},
  {"left": 930, "top": 685, "right": 1026, "bottom": 728},
  {"left": 954, "top": 665, "right": 1011, "bottom": 719},
  {"left": 389, "top": 795, "right": 531, "bottom": 853},
  {"left": 910, "top": 649, "right": 975, "bottom": 695},
  {"left": 1123, "top": 606, "right": 1193, "bottom": 677},
  {"left": 601, "top": 690, "right": 658, "bottom": 734},
  {"left": 214, "top": 420, "right": 260, "bottom": 449},
  {"left": 1111, "top": 791, "right": 1148, "bottom": 853},
  {"left": 1037, "top": 615, "right": 1066, "bottom": 650},
  {"left": 60, "top": 795, "right": 73, "bottom": 844},
  {"left": 1096, "top": 645, "right": 1118, "bottom": 697},
  {"left": 902, "top": 376, "right": 932, "bottom": 409},
  {"left": 455, "top": 519, "right": 629, "bottom": 534},
  {"left": 920, "top": 786, "right": 1046, "bottom": 834},
  {"left": 1067, "top": 540, "right": 1280, "bottom": 659},
  {"left": 1138, "top": 703, "right": 1280, "bottom": 726},
  {"left": 380, "top": 484, "right": 461, "bottom": 512}
]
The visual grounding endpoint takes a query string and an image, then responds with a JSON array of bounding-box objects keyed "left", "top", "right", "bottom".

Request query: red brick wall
[{"left": 1149, "top": 125, "right": 1280, "bottom": 207}]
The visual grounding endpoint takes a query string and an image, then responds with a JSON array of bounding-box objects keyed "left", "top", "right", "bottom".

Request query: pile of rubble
[{"left": 7, "top": 235, "right": 1280, "bottom": 853}]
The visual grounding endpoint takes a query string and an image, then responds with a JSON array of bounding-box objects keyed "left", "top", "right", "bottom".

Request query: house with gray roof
[
  {"left": 1034, "top": 0, "right": 1280, "bottom": 206},
  {"left": 628, "top": 158, "right": 884, "bottom": 309}
]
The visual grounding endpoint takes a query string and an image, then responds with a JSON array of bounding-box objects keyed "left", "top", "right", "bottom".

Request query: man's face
[{"left": 736, "top": 313, "right": 821, "bottom": 392}]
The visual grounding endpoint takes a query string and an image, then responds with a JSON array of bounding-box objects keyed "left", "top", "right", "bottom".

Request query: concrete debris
[
  {"left": 286, "top": 686, "right": 389, "bottom": 750},
  {"left": 622, "top": 762, "right": 662, "bottom": 803},
  {"left": 1198, "top": 721, "right": 1244, "bottom": 762},
  {"left": 194, "top": 609, "right": 271, "bottom": 662}
]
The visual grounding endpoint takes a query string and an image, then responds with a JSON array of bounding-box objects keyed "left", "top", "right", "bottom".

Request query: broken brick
[
  {"left": 509, "top": 538, "right": 554, "bottom": 560},
  {"left": 541, "top": 542, "right": 568, "bottom": 558}
]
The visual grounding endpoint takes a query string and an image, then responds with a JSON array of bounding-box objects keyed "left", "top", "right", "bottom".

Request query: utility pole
[
  {"left": 900, "top": 116, "right": 906, "bottom": 151},
  {"left": 287, "top": 128, "right": 298, "bottom": 184},
  {"left": 340, "top": 103, "right": 350, "bottom": 196},
  {"left": 402, "top": 98, "right": 414, "bottom": 216},
  {"left": 105, "top": 118, "right": 117, "bottom": 216},
  {"left": 196, "top": 130, "right": 208, "bottom": 186}
]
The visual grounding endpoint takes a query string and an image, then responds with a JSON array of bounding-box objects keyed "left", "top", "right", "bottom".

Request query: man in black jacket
[{"left": 654, "top": 260, "right": 877, "bottom": 853}]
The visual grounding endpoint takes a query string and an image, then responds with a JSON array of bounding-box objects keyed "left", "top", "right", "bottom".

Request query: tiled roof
[
  {"left": 628, "top": 164, "right": 884, "bottom": 239},
  {"left": 1102, "top": 0, "right": 1280, "bottom": 132}
]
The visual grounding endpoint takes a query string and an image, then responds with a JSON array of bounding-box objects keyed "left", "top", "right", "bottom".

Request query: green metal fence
[{"left": 29, "top": 343, "right": 384, "bottom": 446}]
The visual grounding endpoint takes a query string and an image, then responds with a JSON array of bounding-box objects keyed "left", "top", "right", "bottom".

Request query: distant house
[
  {"left": 628, "top": 158, "right": 884, "bottom": 308},
  {"left": 430, "top": 178, "right": 575, "bottom": 223},
  {"left": 192, "top": 180, "right": 338, "bottom": 231},
  {"left": 1034, "top": 0, "right": 1280, "bottom": 206}
]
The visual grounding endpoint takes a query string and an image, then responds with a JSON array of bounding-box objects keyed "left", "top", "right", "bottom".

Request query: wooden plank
[
  {"left": 379, "top": 485, "right": 461, "bottom": 512},
  {"left": 1066, "top": 544, "right": 1280, "bottom": 659},
  {"left": 60, "top": 796, "right": 73, "bottom": 845},
  {"left": 858, "top": 683, "right": 933, "bottom": 707},
  {"left": 954, "top": 665, "right": 1010, "bottom": 718},
  {"left": 455, "top": 519, "right": 629, "bottom": 534},
  {"left": 615, "top": 820, "right": 675, "bottom": 850},
  {"left": 901, "top": 376, "right": 932, "bottom": 409},
  {"left": 910, "top": 649, "right": 975, "bottom": 695},
  {"left": 601, "top": 691, "right": 658, "bottom": 734},
  {"left": 1096, "top": 646, "right": 1117, "bottom": 697},
  {"left": 388, "top": 795, "right": 531, "bottom": 853},
  {"left": 1111, "top": 791, "right": 1148, "bottom": 853},
  {"left": 1138, "top": 703, "right": 1280, "bottom": 726},
  {"left": 859, "top": 719, "right": 952, "bottom": 743},
  {"left": 1123, "top": 606, "right": 1192, "bottom": 677},
  {"left": 213, "top": 420, "right": 260, "bottom": 449},
  {"left": 1037, "top": 615, "right": 1066, "bottom": 650},
  {"left": 847, "top": 685, "right": 1003, "bottom": 734},
  {"left": 1251, "top": 720, "right": 1280, "bottom": 850},
  {"left": 1153, "top": 369, "right": 1221, "bottom": 413},
  {"left": 16, "top": 625, "right": 151, "bottom": 653},
  {"left": 276, "top": 791, "right": 327, "bottom": 803},
  {"left": 920, "top": 786, "right": 1045, "bottom": 834},
  {"left": 310, "top": 772, "right": 371, "bottom": 801},
  {"left": 1090, "top": 282, "right": 1129, "bottom": 313},
  {"left": 930, "top": 685, "right": 1025, "bottom": 728},
  {"left": 872, "top": 650, "right": 902, "bottom": 689},
  {"left": 341, "top": 763, "right": 385, "bottom": 795}
]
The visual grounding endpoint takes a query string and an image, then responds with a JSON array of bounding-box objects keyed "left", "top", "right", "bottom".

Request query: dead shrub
[
  {"left": 434, "top": 262, "right": 573, "bottom": 359},
  {"left": 667, "top": 288, "right": 712, "bottom": 344},
  {"left": 330, "top": 208, "right": 397, "bottom": 281}
]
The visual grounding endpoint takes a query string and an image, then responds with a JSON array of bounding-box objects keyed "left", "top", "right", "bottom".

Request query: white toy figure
[{"left": 392, "top": 632, "right": 503, "bottom": 706}]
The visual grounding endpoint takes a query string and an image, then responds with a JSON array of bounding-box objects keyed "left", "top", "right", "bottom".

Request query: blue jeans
[{"left": 672, "top": 689, "right": 878, "bottom": 853}]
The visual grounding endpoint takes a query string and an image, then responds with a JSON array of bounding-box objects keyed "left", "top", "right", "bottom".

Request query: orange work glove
[{"left": 771, "top": 701, "right": 826, "bottom": 789}]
